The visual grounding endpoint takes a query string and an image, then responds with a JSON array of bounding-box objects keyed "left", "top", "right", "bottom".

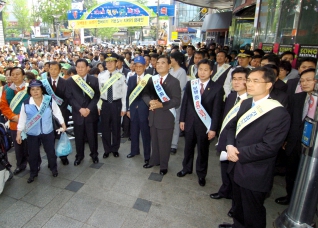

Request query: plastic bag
[{"left": 56, "top": 132, "right": 72, "bottom": 157}]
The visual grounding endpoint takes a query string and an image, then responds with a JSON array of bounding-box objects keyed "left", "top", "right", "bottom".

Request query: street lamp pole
[
  {"left": 52, "top": 14, "right": 61, "bottom": 46},
  {"left": 156, "top": 0, "right": 160, "bottom": 44}
]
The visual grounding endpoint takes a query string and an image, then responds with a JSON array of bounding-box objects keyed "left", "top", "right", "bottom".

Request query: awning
[{"left": 201, "top": 12, "right": 232, "bottom": 32}]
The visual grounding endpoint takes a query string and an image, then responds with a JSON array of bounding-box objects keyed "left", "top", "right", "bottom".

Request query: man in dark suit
[
  {"left": 210, "top": 68, "right": 250, "bottom": 216},
  {"left": 145, "top": 53, "right": 159, "bottom": 76},
  {"left": 117, "top": 56, "right": 130, "bottom": 77},
  {"left": 185, "top": 45, "right": 195, "bottom": 70},
  {"left": 211, "top": 51, "right": 231, "bottom": 87},
  {"left": 142, "top": 56, "right": 181, "bottom": 175},
  {"left": 177, "top": 59, "right": 224, "bottom": 187},
  {"left": 219, "top": 67, "right": 290, "bottom": 228},
  {"left": 47, "top": 61, "right": 71, "bottom": 165},
  {"left": 286, "top": 57, "right": 317, "bottom": 96},
  {"left": 186, "top": 51, "right": 204, "bottom": 79},
  {"left": 65, "top": 59, "right": 100, "bottom": 166},
  {"left": 275, "top": 68, "right": 317, "bottom": 205},
  {"left": 126, "top": 56, "right": 151, "bottom": 165}
]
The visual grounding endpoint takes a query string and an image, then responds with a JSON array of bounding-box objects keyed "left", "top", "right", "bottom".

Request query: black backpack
[{"left": 0, "top": 123, "right": 13, "bottom": 152}]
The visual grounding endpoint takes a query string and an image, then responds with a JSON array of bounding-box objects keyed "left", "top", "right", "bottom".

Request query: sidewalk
[{"left": 0, "top": 136, "right": 289, "bottom": 228}]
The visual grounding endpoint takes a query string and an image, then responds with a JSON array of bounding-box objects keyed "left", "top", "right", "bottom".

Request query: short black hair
[
  {"left": 249, "top": 66, "right": 277, "bottom": 85},
  {"left": 25, "top": 72, "right": 36, "bottom": 81},
  {"left": 76, "top": 58, "right": 89, "bottom": 67},
  {"left": 254, "top": 49, "right": 265, "bottom": 57},
  {"left": 187, "top": 45, "right": 195, "bottom": 51},
  {"left": 300, "top": 68, "right": 316, "bottom": 77},
  {"left": 261, "top": 54, "right": 280, "bottom": 66},
  {"left": 252, "top": 55, "right": 262, "bottom": 60},
  {"left": 157, "top": 55, "right": 171, "bottom": 64},
  {"left": 49, "top": 61, "right": 61, "bottom": 70},
  {"left": 96, "top": 62, "right": 106, "bottom": 71},
  {"left": 67, "top": 67, "right": 77, "bottom": 75},
  {"left": 27, "top": 81, "right": 47, "bottom": 96},
  {"left": 89, "top": 67, "right": 100, "bottom": 75},
  {"left": 170, "top": 51, "right": 184, "bottom": 66},
  {"left": 279, "top": 60, "right": 292, "bottom": 74},
  {"left": 280, "top": 51, "right": 295, "bottom": 60},
  {"left": 10, "top": 67, "right": 25, "bottom": 76},
  {"left": 263, "top": 64, "right": 279, "bottom": 76},
  {"left": 217, "top": 51, "right": 227, "bottom": 57},
  {"left": 44, "top": 62, "right": 50, "bottom": 66},
  {"left": 194, "top": 51, "right": 205, "bottom": 59},
  {"left": 197, "top": 59, "right": 213, "bottom": 71},
  {"left": 231, "top": 67, "right": 250, "bottom": 78},
  {"left": 298, "top": 57, "right": 317, "bottom": 69},
  {"left": 150, "top": 53, "right": 159, "bottom": 60},
  {"left": 117, "top": 56, "right": 124, "bottom": 62}
]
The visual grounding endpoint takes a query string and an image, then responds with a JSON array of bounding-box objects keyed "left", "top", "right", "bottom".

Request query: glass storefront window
[
  {"left": 232, "top": 19, "right": 255, "bottom": 51},
  {"left": 296, "top": 0, "right": 318, "bottom": 45}
]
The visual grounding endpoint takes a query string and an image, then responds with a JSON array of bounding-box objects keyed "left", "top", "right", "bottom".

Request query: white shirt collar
[
  {"left": 159, "top": 73, "right": 169, "bottom": 83},
  {"left": 51, "top": 76, "right": 59, "bottom": 84},
  {"left": 10, "top": 81, "right": 26, "bottom": 90},
  {"left": 253, "top": 94, "right": 270, "bottom": 105},
  {"left": 199, "top": 79, "right": 210, "bottom": 89},
  {"left": 237, "top": 92, "right": 248, "bottom": 100}
]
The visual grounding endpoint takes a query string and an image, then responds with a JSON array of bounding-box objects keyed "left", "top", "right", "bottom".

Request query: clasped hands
[
  {"left": 149, "top": 99, "right": 163, "bottom": 111},
  {"left": 226, "top": 145, "right": 240, "bottom": 162},
  {"left": 79, "top": 108, "right": 90, "bottom": 117}
]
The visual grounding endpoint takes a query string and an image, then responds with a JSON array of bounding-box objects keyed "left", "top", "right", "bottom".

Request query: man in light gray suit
[{"left": 142, "top": 55, "right": 181, "bottom": 175}]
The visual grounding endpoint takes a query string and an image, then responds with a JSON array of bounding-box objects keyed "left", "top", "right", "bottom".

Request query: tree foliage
[
  {"left": 90, "top": 27, "right": 119, "bottom": 41},
  {"left": 10, "top": 0, "right": 32, "bottom": 34},
  {"left": 34, "top": 0, "right": 71, "bottom": 25}
]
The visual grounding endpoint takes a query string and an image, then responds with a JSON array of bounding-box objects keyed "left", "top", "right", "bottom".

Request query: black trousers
[
  {"left": 27, "top": 131, "right": 57, "bottom": 178},
  {"left": 73, "top": 119, "right": 98, "bottom": 160},
  {"left": 100, "top": 100, "right": 122, "bottom": 154},
  {"left": 285, "top": 151, "right": 301, "bottom": 197},
  {"left": 232, "top": 179, "right": 267, "bottom": 228},
  {"left": 182, "top": 125, "right": 211, "bottom": 178},
  {"left": 218, "top": 159, "right": 232, "bottom": 198},
  {"left": 11, "top": 130, "right": 28, "bottom": 169},
  {"left": 122, "top": 115, "right": 130, "bottom": 137}
]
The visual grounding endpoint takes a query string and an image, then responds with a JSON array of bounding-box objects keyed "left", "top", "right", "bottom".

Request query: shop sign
[
  {"left": 261, "top": 43, "right": 273, "bottom": 53},
  {"left": 299, "top": 45, "right": 318, "bottom": 58}
]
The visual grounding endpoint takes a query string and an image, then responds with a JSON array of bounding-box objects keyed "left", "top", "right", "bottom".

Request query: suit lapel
[{"left": 201, "top": 80, "right": 213, "bottom": 101}]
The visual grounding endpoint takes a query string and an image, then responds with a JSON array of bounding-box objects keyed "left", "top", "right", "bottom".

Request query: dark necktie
[
  {"left": 235, "top": 96, "right": 240, "bottom": 105},
  {"left": 53, "top": 80, "right": 56, "bottom": 92},
  {"left": 160, "top": 77, "right": 163, "bottom": 85},
  {"left": 107, "top": 73, "right": 113, "bottom": 103},
  {"left": 153, "top": 68, "right": 155, "bottom": 75},
  {"left": 200, "top": 83, "right": 204, "bottom": 95}
]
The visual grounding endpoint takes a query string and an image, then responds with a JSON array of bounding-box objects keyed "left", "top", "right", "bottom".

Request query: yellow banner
[{"left": 68, "top": 16, "right": 149, "bottom": 29}]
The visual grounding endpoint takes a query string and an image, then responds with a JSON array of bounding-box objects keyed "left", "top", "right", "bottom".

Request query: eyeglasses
[
  {"left": 246, "top": 79, "right": 269, "bottom": 84},
  {"left": 232, "top": 78, "right": 246, "bottom": 82},
  {"left": 300, "top": 79, "right": 316, "bottom": 83}
]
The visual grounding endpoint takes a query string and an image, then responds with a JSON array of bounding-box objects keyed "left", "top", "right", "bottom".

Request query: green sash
[
  {"left": 10, "top": 90, "right": 28, "bottom": 112},
  {"left": 236, "top": 99, "right": 282, "bottom": 137},
  {"left": 129, "top": 74, "right": 152, "bottom": 106},
  {"left": 189, "top": 65, "right": 196, "bottom": 80},
  {"left": 100, "top": 72, "right": 123, "bottom": 95},
  {"left": 72, "top": 75, "right": 95, "bottom": 99},
  {"left": 124, "top": 58, "right": 130, "bottom": 68}
]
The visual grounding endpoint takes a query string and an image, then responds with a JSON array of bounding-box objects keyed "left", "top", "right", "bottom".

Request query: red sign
[
  {"left": 160, "top": 7, "right": 167, "bottom": 15},
  {"left": 176, "top": 28, "right": 188, "bottom": 32}
]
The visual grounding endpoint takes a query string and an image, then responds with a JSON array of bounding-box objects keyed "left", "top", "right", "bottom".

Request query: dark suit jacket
[
  {"left": 285, "top": 92, "right": 307, "bottom": 156},
  {"left": 270, "top": 87, "right": 289, "bottom": 109},
  {"left": 211, "top": 64, "right": 231, "bottom": 87},
  {"left": 48, "top": 77, "right": 70, "bottom": 122},
  {"left": 186, "top": 55, "right": 194, "bottom": 71},
  {"left": 180, "top": 80, "right": 224, "bottom": 132},
  {"left": 217, "top": 92, "right": 237, "bottom": 152},
  {"left": 186, "top": 64, "right": 198, "bottom": 78},
  {"left": 126, "top": 74, "right": 149, "bottom": 122},
  {"left": 145, "top": 67, "right": 158, "bottom": 76},
  {"left": 287, "top": 78, "right": 299, "bottom": 96},
  {"left": 65, "top": 75, "right": 100, "bottom": 125},
  {"left": 274, "top": 79, "right": 288, "bottom": 92},
  {"left": 119, "top": 68, "right": 130, "bottom": 78},
  {"left": 142, "top": 74, "right": 181, "bottom": 129},
  {"left": 227, "top": 98, "right": 290, "bottom": 192}
]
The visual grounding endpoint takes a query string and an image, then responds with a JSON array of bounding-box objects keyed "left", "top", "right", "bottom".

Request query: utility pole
[{"left": 156, "top": 0, "right": 160, "bottom": 44}]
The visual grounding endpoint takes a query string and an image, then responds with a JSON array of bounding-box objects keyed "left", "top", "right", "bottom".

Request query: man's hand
[
  {"left": 79, "top": 108, "right": 87, "bottom": 117},
  {"left": 180, "top": 122, "right": 185, "bottom": 131},
  {"left": 85, "top": 108, "right": 90, "bottom": 117},
  {"left": 207, "top": 131, "right": 216, "bottom": 140},
  {"left": 149, "top": 100, "right": 163, "bottom": 110},
  {"left": 226, "top": 145, "right": 239, "bottom": 162},
  {"left": 121, "top": 111, "right": 126, "bottom": 117},
  {"left": 11, "top": 115, "right": 19, "bottom": 123},
  {"left": 16, "top": 133, "right": 22, "bottom": 144},
  {"left": 127, "top": 111, "right": 130, "bottom": 118},
  {"left": 98, "top": 109, "right": 101, "bottom": 116}
]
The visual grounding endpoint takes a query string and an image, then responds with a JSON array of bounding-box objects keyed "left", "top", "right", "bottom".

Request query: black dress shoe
[
  {"left": 52, "top": 171, "right": 58, "bottom": 177},
  {"left": 103, "top": 152, "right": 109, "bottom": 158},
  {"left": 275, "top": 196, "right": 290, "bottom": 205},
  {"left": 113, "top": 152, "right": 119, "bottom": 157},
  {"left": 218, "top": 224, "right": 233, "bottom": 228},
  {"left": 198, "top": 177, "right": 206, "bottom": 186},
  {"left": 144, "top": 159, "right": 149, "bottom": 165},
  {"left": 210, "top": 193, "right": 223, "bottom": 199},
  {"left": 128, "top": 137, "right": 131, "bottom": 141},
  {"left": 177, "top": 170, "right": 192, "bottom": 177},
  {"left": 160, "top": 169, "right": 168, "bottom": 175},
  {"left": 27, "top": 175, "right": 38, "bottom": 183},
  {"left": 121, "top": 134, "right": 129, "bottom": 138},
  {"left": 170, "top": 148, "right": 177, "bottom": 155},
  {"left": 61, "top": 158, "right": 69, "bottom": 165},
  {"left": 38, "top": 166, "right": 41, "bottom": 172},
  {"left": 74, "top": 159, "right": 82, "bottom": 166},
  {"left": 127, "top": 153, "right": 135, "bottom": 158},
  {"left": 92, "top": 157, "right": 99, "bottom": 164},
  {"left": 143, "top": 164, "right": 153, "bottom": 169},
  {"left": 13, "top": 167, "right": 25, "bottom": 175},
  {"left": 227, "top": 210, "right": 233, "bottom": 218}
]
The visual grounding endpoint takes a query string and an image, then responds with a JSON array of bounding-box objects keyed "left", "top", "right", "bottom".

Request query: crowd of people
[{"left": 0, "top": 41, "right": 317, "bottom": 228}]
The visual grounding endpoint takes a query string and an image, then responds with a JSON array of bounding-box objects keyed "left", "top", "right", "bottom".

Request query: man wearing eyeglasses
[
  {"left": 275, "top": 68, "right": 317, "bottom": 206},
  {"left": 219, "top": 67, "right": 290, "bottom": 228}
]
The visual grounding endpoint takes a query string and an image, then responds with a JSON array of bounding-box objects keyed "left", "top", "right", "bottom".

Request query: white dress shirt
[
  {"left": 98, "top": 70, "right": 127, "bottom": 112},
  {"left": 253, "top": 94, "right": 270, "bottom": 106},
  {"left": 199, "top": 79, "right": 210, "bottom": 90},
  {"left": 10, "top": 81, "right": 26, "bottom": 91},
  {"left": 51, "top": 76, "right": 60, "bottom": 87}
]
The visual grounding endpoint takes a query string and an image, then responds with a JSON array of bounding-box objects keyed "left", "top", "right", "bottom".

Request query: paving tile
[
  {"left": 2, "top": 177, "right": 37, "bottom": 199},
  {"left": 111, "top": 172, "right": 146, "bottom": 197},
  {"left": 74, "top": 168, "right": 98, "bottom": 183},
  {"left": 0, "top": 195, "right": 17, "bottom": 215},
  {"left": 89, "top": 162, "right": 104, "bottom": 169},
  {"left": 0, "top": 200, "right": 40, "bottom": 228},
  {"left": 133, "top": 198, "right": 152, "bottom": 213},
  {"left": 15, "top": 169, "right": 29, "bottom": 177},
  {"left": 58, "top": 192, "right": 101, "bottom": 222},
  {"left": 23, "top": 190, "right": 74, "bottom": 228},
  {"left": 121, "top": 138, "right": 128, "bottom": 143},
  {"left": 43, "top": 214, "right": 83, "bottom": 228},
  {"left": 21, "top": 185, "right": 62, "bottom": 208},
  {"left": 148, "top": 172, "right": 163, "bottom": 182},
  {"left": 84, "top": 170, "right": 122, "bottom": 190},
  {"left": 42, "top": 155, "right": 47, "bottom": 160},
  {"left": 65, "top": 181, "right": 84, "bottom": 192}
]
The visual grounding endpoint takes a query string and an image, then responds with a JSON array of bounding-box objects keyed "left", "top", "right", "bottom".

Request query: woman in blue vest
[{"left": 16, "top": 80, "right": 66, "bottom": 183}]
